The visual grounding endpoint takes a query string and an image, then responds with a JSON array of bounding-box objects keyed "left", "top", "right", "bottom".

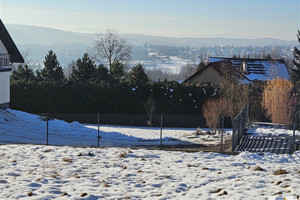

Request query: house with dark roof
[
  {"left": 0, "top": 19, "right": 24, "bottom": 108},
  {"left": 182, "top": 57, "right": 289, "bottom": 85}
]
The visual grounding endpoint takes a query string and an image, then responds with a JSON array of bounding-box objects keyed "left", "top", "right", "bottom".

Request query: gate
[{"left": 232, "top": 105, "right": 248, "bottom": 151}]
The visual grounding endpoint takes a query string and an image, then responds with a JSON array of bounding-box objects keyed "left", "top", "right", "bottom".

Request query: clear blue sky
[{"left": 0, "top": 0, "right": 299, "bottom": 40}]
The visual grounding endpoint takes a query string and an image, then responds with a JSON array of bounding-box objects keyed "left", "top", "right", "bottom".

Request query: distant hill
[
  {"left": 5, "top": 23, "right": 297, "bottom": 69},
  {"left": 6, "top": 23, "right": 297, "bottom": 47}
]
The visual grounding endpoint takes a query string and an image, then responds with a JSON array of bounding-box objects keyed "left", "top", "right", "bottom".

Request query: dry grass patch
[
  {"left": 119, "top": 151, "right": 127, "bottom": 158},
  {"left": 275, "top": 181, "right": 282, "bottom": 185},
  {"left": 217, "top": 191, "right": 228, "bottom": 196},
  {"left": 80, "top": 193, "right": 87, "bottom": 197},
  {"left": 62, "top": 192, "right": 68, "bottom": 196},
  {"left": 62, "top": 158, "right": 73, "bottom": 163},
  {"left": 282, "top": 185, "right": 290, "bottom": 188},
  {"left": 273, "top": 169, "right": 288, "bottom": 175},
  {"left": 74, "top": 174, "right": 80, "bottom": 179},
  {"left": 212, "top": 188, "right": 223, "bottom": 193},
  {"left": 273, "top": 191, "right": 283, "bottom": 195},
  {"left": 253, "top": 166, "right": 264, "bottom": 171},
  {"left": 51, "top": 174, "right": 60, "bottom": 178}
]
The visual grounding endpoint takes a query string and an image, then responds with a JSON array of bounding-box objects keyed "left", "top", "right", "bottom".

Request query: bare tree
[
  {"left": 94, "top": 29, "right": 132, "bottom": 72},
  {"left": 144, "top": 96, "right": 156, "bottom": 127},
  {"left": 218, "top": 62, "right": 248, "bottom": 120},
  {"left": 179, "top": 63, "right": 198, "bottom": 80}
]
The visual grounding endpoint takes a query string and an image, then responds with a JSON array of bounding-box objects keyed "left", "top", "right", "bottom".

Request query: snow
[
  {"left": 0, "top": 109, "right": 231, "bottom": 147},
  {"left": 0, "top": 145, "right": 299, "bottom": 199},
  {"left": 1, "top": 108, "right": 300, "bottom": 199},
  {"left": 133, "top": 56, "right": 190, "bottom": 74},
  {"left": 248, "top": 122, "right": 300, "bottom": 137}
]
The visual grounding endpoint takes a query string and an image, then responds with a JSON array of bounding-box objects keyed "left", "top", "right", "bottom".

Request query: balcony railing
[{"left": 0, "top": 53, "right": 10, "bottom": 67}]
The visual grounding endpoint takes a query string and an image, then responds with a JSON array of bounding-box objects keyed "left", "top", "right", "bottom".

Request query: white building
[{"left": 0, "top": 19, "right": 24, "bottom": 108}]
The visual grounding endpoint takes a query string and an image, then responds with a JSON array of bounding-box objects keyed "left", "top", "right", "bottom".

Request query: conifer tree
[
  {"left": 70, "top": 53, "right": 98, "bottom": 82},
  {"left": 111, "top": 62, "right": 125, "bottom": 81},
  {"left": 127, "top": 64, "right": 149, "bottom": 86},
  {"left": 292, "top": 30, "right": 300, "bottom": 80},
  {"left": 41, "top": 50, "right": 65, "bottom": 82},
  {"left": 97, "top": 64, "right": 111, "bottom": 83},
  {"left": 11, "top": 64, "right": 36, "bottom": 82}
]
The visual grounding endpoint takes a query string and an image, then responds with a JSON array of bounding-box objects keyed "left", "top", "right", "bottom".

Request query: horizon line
[{"left": 5, "top": 22, "right": 298, "bottom": 42}]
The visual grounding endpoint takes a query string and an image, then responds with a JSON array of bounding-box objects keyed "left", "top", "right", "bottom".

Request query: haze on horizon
[{"left": 0, "top": 0, "right": 299, "bottom": 40}]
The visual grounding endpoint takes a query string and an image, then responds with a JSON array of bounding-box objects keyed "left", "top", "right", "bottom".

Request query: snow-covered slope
[{"left": 0, "top": 109, "right": 230, "bottom": 147}]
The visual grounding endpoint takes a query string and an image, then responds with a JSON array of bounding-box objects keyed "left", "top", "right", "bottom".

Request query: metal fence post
[
  {"left": 160, "top": 114, "right": 163, "bottom": 149},
  {"left": 46, "top": 113, "right": 49, "bottom": 145},
  {"left": 97, "top": 113, "right": 100, "bottom": 147},
  {"left": 220, "top": 117, "right": 224, "bottom": 153},
  {"left": 291, "top": 123, "right": 296, "bottom": 154}
]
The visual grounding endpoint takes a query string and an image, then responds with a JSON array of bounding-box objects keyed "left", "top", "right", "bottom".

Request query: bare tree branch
[{"left": 94, "top": 30, "right": 132, "bottom": 72}]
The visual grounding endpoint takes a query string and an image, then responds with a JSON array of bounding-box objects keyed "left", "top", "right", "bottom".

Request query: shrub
[
  {"left": 262, "top": 79, "right": 294, "bottom": 125},
  {"left": 202, "top": 98, "right": 232, "bottom": 133}
]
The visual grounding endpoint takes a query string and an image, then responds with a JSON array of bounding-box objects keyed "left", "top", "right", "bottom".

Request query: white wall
[
  {"left": 0, "top": 71, "right": 10, "bottom": 105},
  {"left": 0, "top": 40, "right": 8, "bottom": 54}
]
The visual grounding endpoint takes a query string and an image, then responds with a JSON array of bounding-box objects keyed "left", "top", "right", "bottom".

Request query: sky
[{"left": 0, "top": 0, "right": 299, "bottom": 40}]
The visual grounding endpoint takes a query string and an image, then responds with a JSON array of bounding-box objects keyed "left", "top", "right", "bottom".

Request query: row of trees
[{"left": 12, "top": 51, "right": 150, "bottom": 87}]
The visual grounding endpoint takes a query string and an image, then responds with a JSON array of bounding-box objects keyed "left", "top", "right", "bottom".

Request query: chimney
[{"left": 242, "top": 61, "right": 247, "bottom": 73}]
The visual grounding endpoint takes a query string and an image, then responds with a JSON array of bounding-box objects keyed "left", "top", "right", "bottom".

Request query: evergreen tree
[
  {"left": 97, "top": 64, "right": 111, "bottom": 83},
  {"left": 127, "top": 64, "right": 149, "bottom": 86},
  {"left": 111, "top": 62, "right": 125, "bottom": 81},
  {"left": 292, "top": 30, "right": 300, "bottom": 80},
  {"left": 11, "top": 64, "right": 36, "bottom": 82},
  {"left": 70, "top": 53, "right": 98, "bottom": 83},
  {"left": 41, "top": 50, "right": 65, "bottom": 82}
]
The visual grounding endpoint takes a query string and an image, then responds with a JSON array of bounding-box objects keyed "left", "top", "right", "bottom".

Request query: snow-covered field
[
  {"left": 1, "top": 108, "right": 300, "bottom": 199},
  {"left": 0, "top": 145, "right": 299, "bottom": 199}
]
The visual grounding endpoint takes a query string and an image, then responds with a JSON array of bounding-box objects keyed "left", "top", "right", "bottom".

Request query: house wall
[
  {"left": 0, "top": 71, "right": 11, "bottom": 107},
  {"left": 187, "top": 66, "right": 224, "bottom": 85},
  {"left": 0, "top": 40, "right": 8, "bottom": 54}
]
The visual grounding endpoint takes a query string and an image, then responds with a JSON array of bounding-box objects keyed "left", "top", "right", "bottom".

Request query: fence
[
  {"left": 232, "top": 105, "right": 248, "bottom": 151},
  {"left": 30, "top": 113, "right": 222, "bottom": 151},
  {"left": 48, "top": 113, "right": 209, "bottom": 128}
]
